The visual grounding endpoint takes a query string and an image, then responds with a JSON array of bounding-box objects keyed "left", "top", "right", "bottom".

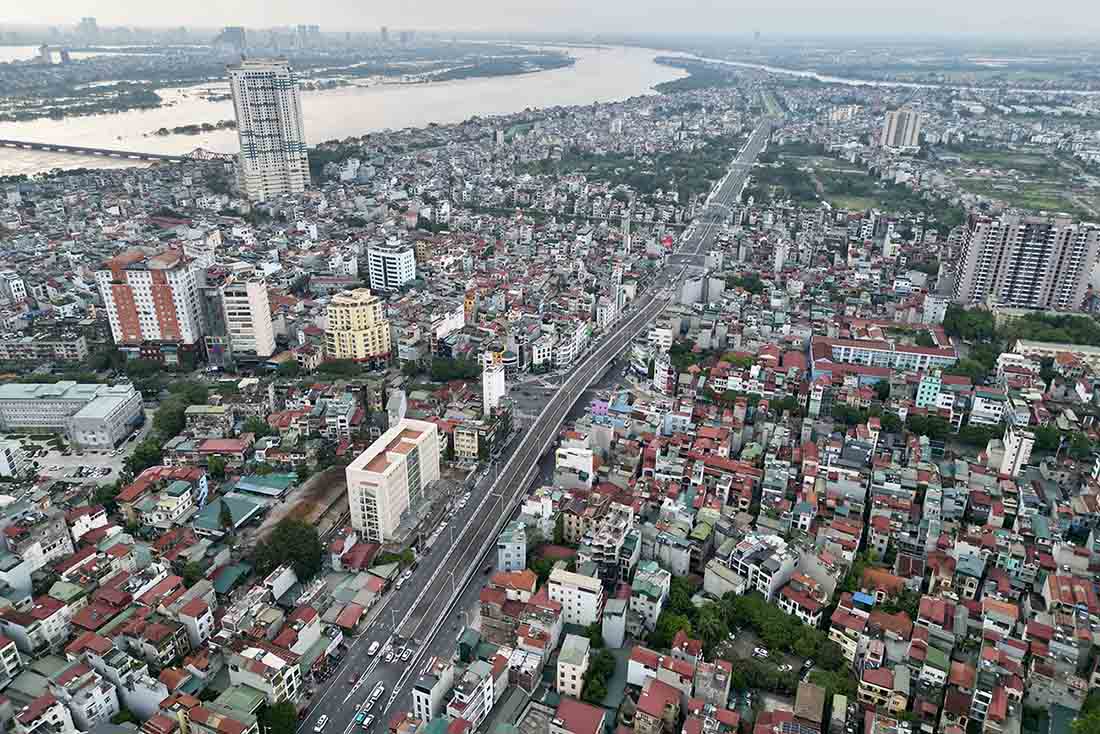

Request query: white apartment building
[
  {"left": 346, "top": 418, "right": 440, "bottom": 543},
  {"left": 0, "top": 271, "right": 27, "bottom": 303},
  {"left": 999, "top": 423, "right": 1034, "bottom": 478},
  {"left": 0, "top": 440, "right": 28, "bottom": 478},
  {"left": 556, "top": 634, "right": 590, "bottom": 698},
  {"left": 221, "top": 276, "right": 276, "bottom": 358},
  {"left": 227, "top": 641, "right": 303, "bottom": 704},
  {"left": 412, "top": 657, "right": 455, "bottom": 724},
  {"left": 367, "top": 239, "right": 417, "bottom": 292},
  {"left": 228, "top": 58, "right": 310, "bottom": 201},
  {"left": 95, "top": 250, "right": 205, "bottom": 348},
  {"left": 548, "top": 568, "right": 605, "bottom": 627},
  {"left": 482, "top": 355, "right": 506, "bottom": 414},
  {"left": 881, "top": 108, "right": 922, "bottom": 149},
  {"left": 725, "top": 533, "right": 797, "bottom": 601},
  {"left": 445, "top": 660, "right": 495, "bottom": 731},
  {"left": 629, "top": 560, "right": 671, "bottom": 637}
]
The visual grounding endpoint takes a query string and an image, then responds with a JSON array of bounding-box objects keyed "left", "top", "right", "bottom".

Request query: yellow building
[{"left": 324, "top": 289, "right": 391, "bottom": 364}]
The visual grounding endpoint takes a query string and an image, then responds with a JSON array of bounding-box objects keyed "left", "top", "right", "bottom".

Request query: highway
[{"left": 298, "top": 117, "right": 773, "bottom": 734}]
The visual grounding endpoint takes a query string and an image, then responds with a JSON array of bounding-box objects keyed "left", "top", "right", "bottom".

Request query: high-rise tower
[{"left": 228, "top": 59, "right": 310, "bottom": 201}]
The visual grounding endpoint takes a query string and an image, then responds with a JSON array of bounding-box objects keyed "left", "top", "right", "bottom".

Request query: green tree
[
  {"left": 153, "top": 398, "right": 189, "bottom": 438},
  {"left": 219, "top": 500, "right": 235, "bottom": 532},
  {"left": 207, "top": 455, "right": 227, "bottom": 481},
  {"left": 276, "top": 362, "right": 301, "bottom": 378},
  {"left": 125, "top": 438, "right": 163, "bottom": 475},
  {"left": 93, "top": 480, "right": 124, "bottom": 514},
  {"left": 242, "top": 416, "right": 275, "bottom": 438},
  {"left": 253, "top": 518, "right": 325, "bottom": 581},
  {"left": 649, "top": 612, "right": 693, "bottom": 650},
  {"left": 260, "top": 701, "right": 299, "bottom": 734},
  {"left": 584, "top": 621, "right": 605, "bottom": 649},
  {"left": 815, "top": 640, "right": 845, "bottom": 672},
  {"left": 695, "top": 603, "right": 728, "bottom": 656},
  {"left": 553, "top": 513, "right": 566, "bottom": 546},
  {"left": 873, "top": 380, "right": 890, "bottom": 401},
  {"left": 182, "top": 560, "right": 205, "bottom": 587},
  {"left": 111, "top": 708, "right": 138, "bottom": 726}
]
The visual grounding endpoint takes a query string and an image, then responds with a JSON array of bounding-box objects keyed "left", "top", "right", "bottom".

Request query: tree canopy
[{"left": 253, "top": 518, "right": 324, "bottom": 581}]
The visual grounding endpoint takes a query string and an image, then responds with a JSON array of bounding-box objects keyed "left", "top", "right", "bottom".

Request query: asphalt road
[{"left": 299, "top": 118, "right": 774, "bottom": 734}]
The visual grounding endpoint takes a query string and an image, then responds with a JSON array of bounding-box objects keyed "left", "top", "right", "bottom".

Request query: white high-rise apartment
[
  {"left": 346, "top": 418, "right": 440, "bottom": 543},
  {"left": 482, "top": 353, "right": 505, "bottom": 414},
  {"left": 95, "top": 250, "right": 205, "bottom": 348},
  {"left": 999, "top": 423, "right": 1034, "bottom": 478},
  {"left": 228, "top": 59, "right": 310, "bottom": 202},
  {"left": 221, "top": 276, "right": 275, "bottom": 358},
  {"left": 880, "top": 108, "right": 922, "bottom": 149},
  {"left": 367, "top": 238, "right": 417, "bottom": 292},
  {"left": 952, "top": 214, "right": 1100, "bottom": 311}
]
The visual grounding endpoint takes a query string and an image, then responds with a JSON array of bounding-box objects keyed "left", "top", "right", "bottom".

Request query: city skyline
[{"left": 7, "top": 1, "right": 1100, "bottom": 37}]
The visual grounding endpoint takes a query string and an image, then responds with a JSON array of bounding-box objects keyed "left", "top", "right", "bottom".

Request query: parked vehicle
[
  {"left": 314, "top": 716, "right": 328, "bottom": 732},
  {"left": 366, "top": 641, "right": 380, "bottom": 657},
  {"left": 363, "top": 716, "right": 375, "bottom": 730}
]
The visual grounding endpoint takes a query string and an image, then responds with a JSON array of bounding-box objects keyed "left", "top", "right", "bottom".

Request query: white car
[
  {"left": 314, "top": 716, "right": 329, "bottom": 733},
  {"left": 752, "top": 647, "right": 769, "bottom": 658},
  {"left": 384, "top": 650, "right": 395, "bottom": 663},
  {"left": 401, "top": 648, "right": 412, "bottom": 662}
]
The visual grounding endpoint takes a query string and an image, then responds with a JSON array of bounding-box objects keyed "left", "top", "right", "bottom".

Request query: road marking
[{"left": 321, "top": 118, "right": 773, "bottom": 723}]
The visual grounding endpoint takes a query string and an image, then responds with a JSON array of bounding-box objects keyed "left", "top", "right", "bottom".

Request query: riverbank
[{"left": 0, "top": 45, "right": 685, "bottom": 176}]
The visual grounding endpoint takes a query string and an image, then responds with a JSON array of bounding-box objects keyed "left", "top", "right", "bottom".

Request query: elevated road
[{"left": 298, "top": 118, "right": 774, "bottom": 734}]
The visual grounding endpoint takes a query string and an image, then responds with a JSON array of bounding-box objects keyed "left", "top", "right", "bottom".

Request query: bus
[{"left": 366, "top": 641, "right": 380, "bottom": 657}]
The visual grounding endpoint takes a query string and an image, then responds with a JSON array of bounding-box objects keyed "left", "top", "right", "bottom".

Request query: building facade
[
  {"left": 346, "top": 418, "right": 440, "bottom": 543},
  {"left": 366, "top": 239, "right": 416, "bottom": 292},
  {"left": 95, "top": 250, "right": 205, "bottom": 353},
  {"left": 221, "top": 276, "right": 276, "bottom": 358},
  {"left": 952, "top": 214, "right": 1100, "bottom": 310},
  {"left": 881, "top": 108, "right": 922, "bottom": 149},
  {"left": 324, "top": 289, "right": 392, "bottom": 364},
  {"left": 228, "top": 59, "right": 310, "bottom": 201}
]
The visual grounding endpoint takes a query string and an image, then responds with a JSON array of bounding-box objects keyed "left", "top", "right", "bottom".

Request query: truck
[{"left": 366, "top": 641, "right": 380, "bottom": 657}]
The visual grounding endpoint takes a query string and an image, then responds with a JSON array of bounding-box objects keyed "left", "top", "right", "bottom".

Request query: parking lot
[{"left": 4, "top": 408, "right": 154, "bottom": 484}]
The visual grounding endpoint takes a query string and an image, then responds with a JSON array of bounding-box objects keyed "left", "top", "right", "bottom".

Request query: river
[{"left": 0, "top": 45, "right": 685, "bottom": 176}]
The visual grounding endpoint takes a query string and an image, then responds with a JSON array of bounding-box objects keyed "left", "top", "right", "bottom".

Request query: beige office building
[
  {"left": 952, "top": 214, "right": 1100, "bottom": 310},
  {"left": 346, "top": 418, "right": 440, "bottom": 543},
  {"left": 324, "top": 289, "right": 392, "bottom": 365}
]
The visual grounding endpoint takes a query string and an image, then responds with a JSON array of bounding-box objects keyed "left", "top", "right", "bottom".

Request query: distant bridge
[{"left": 0, "top": 139, "right": 236, "bottom": 164}]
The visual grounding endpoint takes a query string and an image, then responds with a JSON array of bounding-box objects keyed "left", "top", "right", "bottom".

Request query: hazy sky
[{"left": 9, "top": 0, "right": 1100, "bottom": 37}]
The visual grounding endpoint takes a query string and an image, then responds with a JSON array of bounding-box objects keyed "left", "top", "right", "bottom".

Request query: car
[
  {"left": 314, "top": 716, "right": 329, "bottom": 732},
  {"left": 401, "top": 648, "right": 412, "bottom": 662},
  {"left": 752, "top": 647, "right": 769, "bottom": 658},
  {"left": 355, "top": 713, "right": 366, "bottom": 725},
  {"left": 372, "top": 682, "right": 385, "bottom": 699},
  {"left": 362, "top": 716, "right": 375, "bottom": 730},
  {"left": 348, "top": 674, "right": 358, "bottom": 685},
  {"left": 384, "top": 651, "right": 395, "bottom": 663},
  {"left": 779, "top": 664, "right": 793, "bottom": 672}
]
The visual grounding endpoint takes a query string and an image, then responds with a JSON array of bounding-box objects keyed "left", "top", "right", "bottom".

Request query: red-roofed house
[
  {"left": 14, "top": 694, "right": 75, "bottom": 734},
  {"left": 551, "top": 698, "right": 606, "bottom": 734},
  {"left": 636, "top": 678, "right": 681, "bottom": 734}
]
